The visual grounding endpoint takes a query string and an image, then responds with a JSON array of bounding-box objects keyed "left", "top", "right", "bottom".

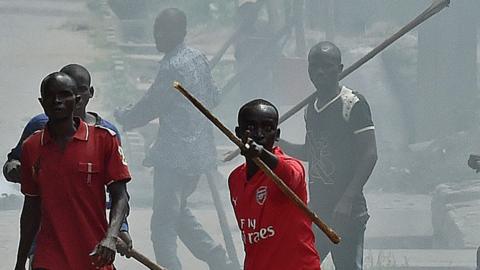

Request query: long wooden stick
[
  {"left": 206, "top": 171, "right": 241, "bottom": 269},
  {"left": 117, "top": 239, "right": 167, "bottom": 270},
  {"left": 223, "top": 0, "right": 450, "bottom": 162},
  {"left": 173, "top": 81, "right": 340, "bottom": 244}
]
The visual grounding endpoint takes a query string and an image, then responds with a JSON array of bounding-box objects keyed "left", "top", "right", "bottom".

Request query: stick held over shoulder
[{"left": 223, "top": 0, "right": 450, "bottom": 162}]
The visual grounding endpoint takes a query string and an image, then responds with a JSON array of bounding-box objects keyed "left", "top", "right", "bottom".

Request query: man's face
[
  {"left": 236, "top": 104, "right": 279, "bottom": 151},
  {"left": 308, "top": 53, "right": 342, "bottom": 92},
  {"left": 40, "top": 82, "right": 77, "bottom": 121}
]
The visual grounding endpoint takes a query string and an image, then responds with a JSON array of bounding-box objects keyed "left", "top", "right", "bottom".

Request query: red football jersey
[
  {"left": 228, "top": 147, "right": 320, "bottom": 270},
  {"left": 21, "top": 119, "right": 131, "bottom": 270}
]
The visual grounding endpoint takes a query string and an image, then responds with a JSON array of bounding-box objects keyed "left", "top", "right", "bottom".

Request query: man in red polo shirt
[
  {"left": 229, "top": 99, "right": 321, "bottom": 270},
  {"left": 14, "top": 72, "right": 131, "bottom": 270}
]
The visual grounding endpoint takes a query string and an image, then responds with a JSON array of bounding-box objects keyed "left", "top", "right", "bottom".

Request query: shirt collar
[
  {"left": 313, "top": 86, "right": 345, "bottom": 113},
  {"left": 41, "top": 118, "right": 89, "bottom": 146},
  {"left": 162, "top": 42, "right": 186, "bottom": 61}
]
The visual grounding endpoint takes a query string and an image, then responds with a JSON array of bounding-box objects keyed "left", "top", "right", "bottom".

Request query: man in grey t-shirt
[{"left": 280, "top": 41, "right": 377, "bottom": 269}]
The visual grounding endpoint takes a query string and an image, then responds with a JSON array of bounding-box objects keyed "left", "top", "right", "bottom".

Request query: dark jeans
[
  {"left": 151, "top": 165, "right": 229, "bottom": 270},
  {"left": 313, "top": 211, "right": 368, "bottom": 270}
]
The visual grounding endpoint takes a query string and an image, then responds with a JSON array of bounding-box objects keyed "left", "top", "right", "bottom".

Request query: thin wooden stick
[
  {"left": 206, "top": 171, "right": 241, "bottom": 269},
  {"left": 223, "top": 0, "right": 450, "bottom": 162},
  {"left": 117, "top": 239, "right": 167, "bottom": 270},
  {"left": 173, "top": 81, "right": 341, "bottom": 244}
]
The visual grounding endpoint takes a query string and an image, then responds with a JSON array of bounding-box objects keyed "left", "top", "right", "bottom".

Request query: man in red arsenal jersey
[
  {"left": 229, "top": 99, "right": 321, "bottom": 270},
  {"left": 14, "top": 72, "right": 131, "bottom": 270}
]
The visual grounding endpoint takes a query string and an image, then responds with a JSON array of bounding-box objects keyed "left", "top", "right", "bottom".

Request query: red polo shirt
[
  {"left": 20, "top": 119, "right": 131, "bottom": 270},
  {"left": 228, "top": 147, "right": 321, "bottom": 270}
]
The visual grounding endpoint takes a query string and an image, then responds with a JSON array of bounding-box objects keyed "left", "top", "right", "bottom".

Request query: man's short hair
[
  {"left": 40, "top": 72, "right": 77, "bottom": 97},
  {"left": 238, "top": 99, "right": 279, "bottom": 123},
  {"left": 154, "top": 8, "right": 187, "bottom": 33},
  {"left": 308, "top": 41, "right": 342, "bottom": 64},
  {"left": 60, "top": 64, "right": 91, "bottom": 87}
]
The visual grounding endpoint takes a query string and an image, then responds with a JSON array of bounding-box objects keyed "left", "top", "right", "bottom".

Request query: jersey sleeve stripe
[
  {"left": 353, "top": 126, "right": 375, "bottom": 134},
  {"left": 24, "top": 193, "right": 40, "bottom": 197}
]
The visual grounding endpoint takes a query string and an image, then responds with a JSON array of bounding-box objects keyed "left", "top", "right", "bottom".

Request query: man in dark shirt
[
  {"left": 114, "top": 8, "right": 231, "bottom": 270},
  {"left": 280, "top": 41, "right": 377, "bottom": 269}
]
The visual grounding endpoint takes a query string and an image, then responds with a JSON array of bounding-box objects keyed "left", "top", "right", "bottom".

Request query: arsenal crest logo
[{"left": 256, "top": 186, "right": 268, "bottom": 205}]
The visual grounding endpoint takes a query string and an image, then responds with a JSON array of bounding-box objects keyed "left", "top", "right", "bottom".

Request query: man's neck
[
  {"left": 47, "top": 116, "right": 77, "bottom": 141},
  {"left": 74, "top": 109, "right": 96, "bottom": 125},
  {"left": 246, "top": 159, "right": 259, "bottom": 180},
  {"left": 163, "top": 41, "right": 183, "bottom": 55},
  {"left": 316, "top": 84, "right": 341, "bottom": 103}
]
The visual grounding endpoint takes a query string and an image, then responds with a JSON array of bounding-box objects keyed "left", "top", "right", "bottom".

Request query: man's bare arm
[
  {"left": 107, "top": 181, "right": 129, "bottom": 237},
  {"left": 345, "top": 130, "right": 377, "bottom": 196},
  {"left": 91, "top": 181, "right": 129, "bottom": 267},
  {"left": 15, "top": 196, "right": 41, "bottom": 270},
  {"left": 333, "top": 130, "right": 377, "bottom": 219}
]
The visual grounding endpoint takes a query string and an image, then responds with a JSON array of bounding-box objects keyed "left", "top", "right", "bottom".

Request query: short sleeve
[
  {"left": 349, "top": 96, "right": 374, "bottom": 135},
  {"left": 20, "top": 142, "right": 40, "bottom": 196},
  {"left": 104, "top": 134, "right": 131, "bottom": 185}
]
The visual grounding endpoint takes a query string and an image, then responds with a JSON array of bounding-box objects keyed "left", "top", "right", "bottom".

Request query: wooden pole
[
  {"left": 206, "top": 171, "right": 241, "bottom": 269},
  {"left": 117, "top": 239, "right": 167, "bottom": 270},
  {"left": 173, "top": 81, "right": 341, "bottom": 244},
  {"left": 223, "top": 0, "right": 451, "bottom": 162}
]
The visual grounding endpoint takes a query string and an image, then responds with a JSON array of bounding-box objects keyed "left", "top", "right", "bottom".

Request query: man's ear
[
  {"left": 235, "top": 126, "right": 241, "bottom": 138},
  {"left": 38, "top": 98, "right": 48, "bottom": 114},
  {"left": 275, "top": 128, "right": 280, "bottom": 141},
  {"left": 89, "top": 86, "right": 94, "bottom": 98},
  {"left": 338, "top": 63, "right": 344, "bottom": 73}
]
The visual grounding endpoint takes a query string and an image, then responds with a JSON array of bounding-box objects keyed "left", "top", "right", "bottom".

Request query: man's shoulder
[
  {"left": 180, "top": 45, "right": 205, "bottom": 58},
  {"left": 339, "top": 86, "right": 370, "bottom": 121},
  {"left": 341, "top": 86, "right": 369, "bottom": 104},
  {"left": 22, "top": 129, "right": 43, "bottom": 148},
  {"left": 228, "top": 164, "right": 246, "bottom": 186},
  {"left": 280, "top": 152, "right": 304, "bottom": 167},
  {"left": 92, "top": 124, "right": 118, "bottom": 138},
  {"left": 29, "top": 113, "right": 49, "bottom": 122},
  {"left": 276, "top": 148, "right": 305, "bottom": 172},
  {"left": 25, "top": 113, "right": 49, "bottom": 131},
  {"left": 89, "top": 112, "right": 120, "bottom": 136},
  {"left": 97, "top": 119, "right": 120, "bottom": 136},
  {"left": 170, "top": 45, "right": 208, "bottom": 67}
]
